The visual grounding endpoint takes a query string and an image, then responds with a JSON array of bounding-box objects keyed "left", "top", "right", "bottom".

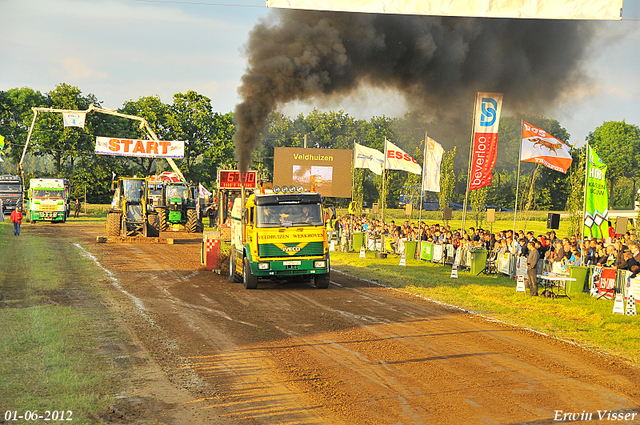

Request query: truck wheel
[
  {"left": 228, "top": 250, "right": 240, "bottom": 283},
  {"left": 243, "top": 257, "right": 258, "bottom": 290},
  {"left": 147, "top": 213, "right": 160, "bottom": 237},
  {"left": 106, "top": 212, "right": 122, "bottom": 237},
  {"left": 186, "top": 209, "right": 198, "bottom": 233},
  {"left": 315, "top": 273, "right": 330, "bottom": 289},
  {"left": 158, "top": 208, "right": 169, "bottom": 231}
]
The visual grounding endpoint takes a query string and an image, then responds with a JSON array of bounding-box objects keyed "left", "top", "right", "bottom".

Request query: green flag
[
  {"left": 0, "top": 134, "right": 4, "bottom": 162},
  {"left": 583, "top": 145, "right": 609, "bottom": 238}
]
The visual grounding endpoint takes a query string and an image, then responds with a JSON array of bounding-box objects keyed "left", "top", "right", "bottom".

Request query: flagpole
[
  {"left": 513, "top": 119, "right": 524, "bottom": 234},
  {"left": 382, "top": 137, "right": 388, "bottom": 254},
  {"left": 581, "top": 142, "right": 590, "bottom": 266},
  {"left": 462, "top": 95, "right": 479, "bottom": 233},
  {"left": 419, "top": 131, "right": 427, "bottom": 230}
]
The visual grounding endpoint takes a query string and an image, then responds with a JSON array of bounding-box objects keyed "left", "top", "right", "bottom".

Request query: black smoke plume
[{"left": 234, "top": 10, "right": 595, "bottom": 172}]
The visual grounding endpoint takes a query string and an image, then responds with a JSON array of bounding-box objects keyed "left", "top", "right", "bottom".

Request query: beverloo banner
[
  {"left": 584, "top": 145, "right": 609, "bottom": 238},
  {"left": 469, "top": 93, "right": 503, "bottom": 190}
]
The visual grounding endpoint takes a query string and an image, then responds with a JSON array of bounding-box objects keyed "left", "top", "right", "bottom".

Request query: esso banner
[
  {"left": 469, "top": 93, "right": 503, "bottom": 191},
  {"left": 95, "top": 137, "right": 185, "bottom": 158},
  {"left": 384, "top": 139, "right": 422, "bottom": 175}
]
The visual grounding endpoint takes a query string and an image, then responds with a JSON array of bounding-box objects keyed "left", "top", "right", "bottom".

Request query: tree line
[{"left": 1, "top": 83, "right": 639, "bottom": 210}]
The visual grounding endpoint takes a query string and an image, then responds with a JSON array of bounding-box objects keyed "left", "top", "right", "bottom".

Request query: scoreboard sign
[{"left": 217, "top": 170, "right": 257, "bottom": 189}]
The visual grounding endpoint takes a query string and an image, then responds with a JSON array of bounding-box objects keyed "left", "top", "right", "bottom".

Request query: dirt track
[{"left": 22, "top": 221, "right": 640, "bottom": 424}]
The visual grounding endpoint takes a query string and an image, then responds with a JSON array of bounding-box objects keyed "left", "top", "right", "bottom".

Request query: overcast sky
[{"left": 2, "top": 0, "right": 640, "bottom": 146}]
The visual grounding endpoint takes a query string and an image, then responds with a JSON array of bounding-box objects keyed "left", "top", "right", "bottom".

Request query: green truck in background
[{"left": 26, "top": 178, "right": 70, "bottom": 223}]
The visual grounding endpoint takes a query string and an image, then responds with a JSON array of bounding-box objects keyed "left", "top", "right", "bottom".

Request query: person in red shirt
[{"left": 10, "top": 207, "right": 23, "bottom": 236}]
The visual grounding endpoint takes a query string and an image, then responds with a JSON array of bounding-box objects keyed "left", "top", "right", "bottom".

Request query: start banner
[
  {"left": 95, "top": 137, "right": 184, "bottom": 158},
  {"left": 469, "top": 92, "right": 503, "bottom": 191}
]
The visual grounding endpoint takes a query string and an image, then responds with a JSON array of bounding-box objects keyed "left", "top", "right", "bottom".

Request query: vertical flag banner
[
  {"left": 584, "top": 146, "right": 609, "bottom": 238},
  {"left": 521, "top": 122, "right": 573, "bottom": 173},
  {"left": 384, "top": 139, "right": 422, "bottom": 175},
  {"left": 62, "top": 112, "right": 87, "bottom": 128},
  {"left": 353, "top": 142, "right": 384, "bottom": 175},
  {"left": 0, "top": 134, "right": 5, "bottom": 162},
  {"left": 469, "top": 93, "right": 503, "bottom": 190},
  {"left": 422, "top": 137, "right": 444, "bottom": 192}
]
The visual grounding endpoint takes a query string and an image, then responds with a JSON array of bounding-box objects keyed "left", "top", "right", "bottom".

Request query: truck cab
[
  {"left": 0, "top": 175, "right": 23, "bottom": 214},
  {"left": 27, "top": 178, "right": 69, "bottom": 223},
  {"left": 229, "top": 187, "right": 330, "bottom": 289}
]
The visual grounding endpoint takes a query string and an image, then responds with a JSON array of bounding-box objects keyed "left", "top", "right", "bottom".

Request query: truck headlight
[
  {"left": 314, "top": 261, "right": 326, "bottom": 268},
  {"left": 258, "top": 262, "right": 270, "bottom": 270}
]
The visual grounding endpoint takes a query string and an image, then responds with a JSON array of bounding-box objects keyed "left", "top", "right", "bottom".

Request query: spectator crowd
[{"left": 331, "top": 215, "right": 640, "bottom": 277}]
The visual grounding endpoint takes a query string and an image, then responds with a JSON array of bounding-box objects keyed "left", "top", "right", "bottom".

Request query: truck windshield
[
  {"left": 0, "top": 183, "right": 20, "bottom": 191},
  {"left": 256, "top": 204, "right": 323, "bottom": 227},
  {"left": 166, "top": 185, "right": 188, "bottom": 201},
  {"left": 33, "top": 190, "right": 63, "bottom": 198},
  {"left": 123, "top": 180, "right": 145, "bottom": 204}
]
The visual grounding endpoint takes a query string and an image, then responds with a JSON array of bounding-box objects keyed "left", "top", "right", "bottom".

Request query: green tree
[
  {"left": 0, "top": 87, "right": 49, "bottom": 164},
  {"left": 439, "top": 146, "right": 456, "bottom": 211},
  {"left": 587, "top": 120, "right": 640, "bottom": 208}
]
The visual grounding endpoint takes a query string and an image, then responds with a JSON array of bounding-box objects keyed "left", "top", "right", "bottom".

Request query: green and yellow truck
[
  {"left": 26, "top": 178, "right": 70, "bottom": 223},
  {"left": 229, "top": 186, "right": 331, "bottom": 289}
]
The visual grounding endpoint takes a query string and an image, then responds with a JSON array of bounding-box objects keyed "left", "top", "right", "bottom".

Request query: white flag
[
  {"left": 422, "top": 137, "right": 444, "bottom": 192},
  {"left": 384, "top": 138, "right": 421, "bottom": 175},
  {"left": 199, "top": 183, "right": 212, "bottom": 199},
  {"left": 353, "top": 142, "right": 384, "bottom": 175},
  {"left": 62, "top": 112, "right": 86, "bottom": 128}
]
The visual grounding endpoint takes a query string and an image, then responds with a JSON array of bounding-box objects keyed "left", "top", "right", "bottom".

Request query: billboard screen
[{"left": 273, "top": 147, "right": 353, "bottom": 198}]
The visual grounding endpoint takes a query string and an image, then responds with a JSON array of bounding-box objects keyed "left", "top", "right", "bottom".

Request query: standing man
[
  {"left": 526, "top": 240, "right": 539, "bottom": 297},
  {"left": 74, "top": 199, "right": 81, "bottom": 218},
  {"left": 207, "top": 204, "right": 217, "bottom": 228},
  {"left": 10, "top": 207, "right": 23, "bottom": 236}
]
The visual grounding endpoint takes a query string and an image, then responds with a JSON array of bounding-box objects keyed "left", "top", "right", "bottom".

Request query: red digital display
[{"left": 218, "top": 170, "right": 257, "bottom": 189}]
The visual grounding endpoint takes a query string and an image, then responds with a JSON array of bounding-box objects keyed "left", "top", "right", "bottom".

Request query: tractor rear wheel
[
  {"left": 106, "top": 212, "right": 122, "bottom": 237},
  {"left": 186, "top": 209, "right": 198, "bottom": 233},
  {"left": 147, "top": 213, "right": 160, "bottom": 237},
  {"left": 158, "top": 208, "right": 169, "bottom": 231}
]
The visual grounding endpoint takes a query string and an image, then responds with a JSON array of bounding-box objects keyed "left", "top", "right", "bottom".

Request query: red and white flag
[
  {"left": 469, "top": 92, "right": 503, "bottom": 191},
  {"left": 521, "top": 121, "right": 573, "bottom": 174},
  {"left": 384, "top": 138, "right": 421, "bottom": 175}
]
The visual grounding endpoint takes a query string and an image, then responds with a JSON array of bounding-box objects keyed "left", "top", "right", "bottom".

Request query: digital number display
[{"left": 218, "top": 170, "right": 257, "bottom": 189}]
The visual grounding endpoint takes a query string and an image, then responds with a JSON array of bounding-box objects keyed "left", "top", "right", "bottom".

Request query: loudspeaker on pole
[
  {"left": 443, "top": 207, "right": 453, "bottom": 221},
  {"left": 615, "top": 217, "right": 629, "bottom": 235},
  {"left": 487, "top": 208, "right": 496, "bottom": 223},
  {"left": 547, "top": 213, "right": 560, "bottom": 230}
]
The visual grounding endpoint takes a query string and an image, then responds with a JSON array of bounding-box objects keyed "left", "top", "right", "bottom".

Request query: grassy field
[
  {"left": 330, "top": 251, "right": 640, "bottom": 365},
  {"left": 0, "top": 220, "right": 119, "bottom": 423}
]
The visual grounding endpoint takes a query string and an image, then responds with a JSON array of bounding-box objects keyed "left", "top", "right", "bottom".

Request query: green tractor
[
  {"left": 155, "top": 182, "right": 202, "bottom": 232},
  {"left": 106, "top": 177, "right": 160, "bottom": 238}
]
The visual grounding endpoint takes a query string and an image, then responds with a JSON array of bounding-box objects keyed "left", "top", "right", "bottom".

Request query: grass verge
[
  {"left": 330, "top": 251, "right": 640, "bottom": 365},
  {"left": 0, "top": 220, "right": 120, "bottom": 423}
]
